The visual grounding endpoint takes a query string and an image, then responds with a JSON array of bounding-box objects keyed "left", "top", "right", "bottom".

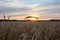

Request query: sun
[
  {"left": 30, "top": 18, "right": 37, "bottom": 21},
  {"left": 24, "top": 16, "right": 39, "bottom": 21}
]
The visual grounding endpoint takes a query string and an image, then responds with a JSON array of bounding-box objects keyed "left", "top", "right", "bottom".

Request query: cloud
[
  {"left": 0, "top": 0, "right": 60, "bottom": 7},
  {"left": 37, "top": 5, "right": 60, "bottom": 13},
  {"left": 0, "top": 6, "right": 32, "bottom": 15},
  {"left": 0, "top": 4, "right": 60, "bottom": 17},
  {"left": 0, "top": 0, "right": 24, "bottom": 7},
  {"left": 0, "top": 0, "right": 60, "bottom": 19},
  {"left": 26, "top": 5, "right": 60, "bottom": 18}
]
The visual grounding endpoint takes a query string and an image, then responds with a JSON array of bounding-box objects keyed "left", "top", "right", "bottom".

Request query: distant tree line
[{"left": 49, "top": 19, "right": 60, "bottom": 21}]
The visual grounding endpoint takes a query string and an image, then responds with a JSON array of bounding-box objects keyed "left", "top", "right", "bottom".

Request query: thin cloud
[{"left": 0, "top": 0, "right": 60, "bottom": 19}]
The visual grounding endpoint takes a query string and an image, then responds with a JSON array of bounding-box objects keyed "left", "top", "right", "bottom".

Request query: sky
[{"left": 0, "top": 0, "right": 60, "bottom": 20}]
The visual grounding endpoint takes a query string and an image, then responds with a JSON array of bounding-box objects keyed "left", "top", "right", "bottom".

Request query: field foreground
[{"left": 0, "top": 21, "right": 60, "bottom": 40}]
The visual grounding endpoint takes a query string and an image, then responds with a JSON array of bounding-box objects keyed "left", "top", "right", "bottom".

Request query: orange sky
[{"left": 0, "top": 16, "right": 59, "bottom": 20}]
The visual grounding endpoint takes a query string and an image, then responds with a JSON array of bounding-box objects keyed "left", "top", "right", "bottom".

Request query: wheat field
[{"left": 0, "top": 21, "right": 60, "bottom": 40}]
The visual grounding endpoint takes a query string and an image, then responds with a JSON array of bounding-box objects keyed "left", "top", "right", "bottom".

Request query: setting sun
[
  {"left": 29, "top": 18, "right": 37, "bottom": 21},
  {"left": 24, "top": 16, "right": 39, "bottom": 21}
]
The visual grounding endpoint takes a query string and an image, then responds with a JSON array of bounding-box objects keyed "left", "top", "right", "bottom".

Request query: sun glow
[
  {"left": 24, "top": 16, "right": 39, "bottom": 21},
  {"left": 29, "top": 18, "right": 37, "bottom": 21}
]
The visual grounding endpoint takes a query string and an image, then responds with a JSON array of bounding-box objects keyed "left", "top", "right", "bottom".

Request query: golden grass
[{"left": 0, "top": 21, "right": 60, "bottom": 40}]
